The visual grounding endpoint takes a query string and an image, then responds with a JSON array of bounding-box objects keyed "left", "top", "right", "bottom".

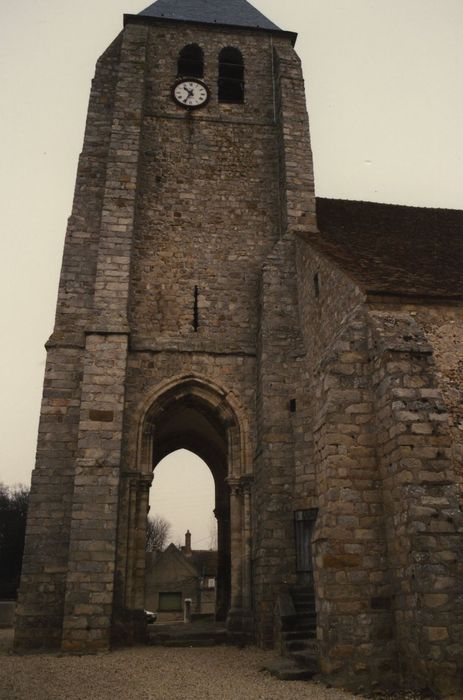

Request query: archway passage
[
  {"left": 151, "top": 405, "right": 231, "bottom": 623},
  {"left": 147, "top": 450, "right": 217, "bottom": 620},
  {"left": 149, "top": 450, "right": 216, "bottom": 550},
  {"left": 115, "top": 378, "right": 252, "bottom": 641}
]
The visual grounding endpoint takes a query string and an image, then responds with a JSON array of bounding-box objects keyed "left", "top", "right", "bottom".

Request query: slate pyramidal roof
[{"left": 124, "top": 0, "right": 297, "bottom": 44}]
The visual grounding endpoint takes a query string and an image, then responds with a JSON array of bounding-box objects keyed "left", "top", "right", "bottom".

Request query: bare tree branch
[{"left": 146, "top": 515, "right": 171, "bottom": 552}]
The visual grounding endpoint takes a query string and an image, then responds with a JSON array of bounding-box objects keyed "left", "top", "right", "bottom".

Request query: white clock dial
[{"left": 173, "top": 79, "right": 210, "bottom": 109}]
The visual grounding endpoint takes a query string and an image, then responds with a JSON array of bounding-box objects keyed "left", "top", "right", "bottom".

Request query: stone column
[
  {"left": 228, "top": 478, "right": 243, "bottom": 614},
  {"left": 214, "top": 506, "right": 230, "bottom": 621},
  {"left": 116, "top": 474, "right": 152, "bottom": 643},
  {"left": 226, "top": 476, "right": 254, "bottom": 637},
  {"left": 241, "top": 476, "right": 253, "bottom": 612},
  {"left": 133, "top": 477, "right": 152, "bottom": 612},
  {"left": 124, "top": 478, "right": 140, "bottom": 609}
]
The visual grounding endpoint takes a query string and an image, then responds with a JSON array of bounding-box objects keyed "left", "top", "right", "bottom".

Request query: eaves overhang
[{"left": 123, "top": 13, "right": 298, "bottom": 46}]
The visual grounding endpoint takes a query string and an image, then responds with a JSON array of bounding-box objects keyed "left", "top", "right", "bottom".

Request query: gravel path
[{"left": 0, "top": 630, "right": 360, "bottom": 700}]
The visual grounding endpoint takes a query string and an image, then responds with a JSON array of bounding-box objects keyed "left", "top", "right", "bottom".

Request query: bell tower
[
  {"left": 14, "top": 2, "right": 463, "bottom": 695},
  {"left": 15, "top": 0, "right": 316, "bottom": 653}
]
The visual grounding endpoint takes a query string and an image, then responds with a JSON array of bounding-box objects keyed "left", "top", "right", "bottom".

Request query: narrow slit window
[
  {"left": 218, "top": 47, "right": 244, "bottom": 103},
  {"left": 178, "top": 44, "right": 204, "bottom": 78},
  {"left": 314, "top": 272, "right": 320, "bottom": 298},
  {"left": 193, "top": 286, "right": 199, "bottom": 332}
]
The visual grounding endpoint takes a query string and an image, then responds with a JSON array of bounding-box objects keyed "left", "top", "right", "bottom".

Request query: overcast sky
[{"left": 1, "top": 0, "right": 462, "bottom": 545}]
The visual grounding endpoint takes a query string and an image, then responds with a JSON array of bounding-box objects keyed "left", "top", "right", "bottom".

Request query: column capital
[
  {"left": 138, "top": 475, "right": 153, "bottom": 493},
  {"left": 226, "top": 474, "right": 253, "bottom": 496}
]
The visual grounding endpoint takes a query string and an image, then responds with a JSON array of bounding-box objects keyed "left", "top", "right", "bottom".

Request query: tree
[
  {"left": 145, "top": 515, "right": 171, "bottom": 552},
  {"left": 0, "top": 483, "right": 29, "bottom": 599}
]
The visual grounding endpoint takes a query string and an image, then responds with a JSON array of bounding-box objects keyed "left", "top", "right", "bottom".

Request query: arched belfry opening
[
  {"left": 218, "top": 47, "right": 244, "bottom": 103},
  {"left": 115, "top": 378, "right": 253, "bottom": 640},
  {"left": 178, "top": 43, "right": 204, "bottom": 78}
]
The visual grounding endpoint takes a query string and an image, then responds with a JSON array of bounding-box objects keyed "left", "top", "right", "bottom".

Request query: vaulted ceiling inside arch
[{"left": 152, "top": 398, "right": 228, "bottom": 484}]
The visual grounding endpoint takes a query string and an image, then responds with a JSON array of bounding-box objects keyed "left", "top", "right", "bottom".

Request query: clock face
[{"left": 173, "top": 79, "right": 210, "bottom": 109}]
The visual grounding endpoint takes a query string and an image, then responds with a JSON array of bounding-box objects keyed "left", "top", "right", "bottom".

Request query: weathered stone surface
[{"left": 322, "top": 554, "right": 361, "bottom": 569}]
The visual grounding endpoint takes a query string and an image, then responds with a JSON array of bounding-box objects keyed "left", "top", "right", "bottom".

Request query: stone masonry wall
[
  {"left": 311, "top": 309, "right": 396, "bottom": 690},
  {"left": 296, "top": 243, "right": 365, "bottom": 365},
  {"left": 269, "top": 41, "right": 319, "bottom": 517},
  {"left": 294, "top": 244, "right": 366, "bottom": 512},
  {"left": 129, "top": 23, "right": 281, "bottom": 353},
  {"left": 251, "top": 38, "right": 318, "bottom": 645},
  {"left": 61, "top": 334, "right": 129, "bottom": 652},
  {"left": 52, "top": 37, "right": 122, "bottom": 343},
  {"left": 295, "top": 252, "right": 396, "bottom": 690},
  {"left": 417, "top": 306, "right": 463, "bottom": 495},
  {"left": 15, "top": 347, "right": 83, "bottom": 649},
  {"left": 295, "top": 239, "right": 463, "bottom": 692},
  {"left": 254, "top": 235, "right": 302, "bottom": 646},
  {"left": 60, "top": 23, "right": 148, "bottom": 651},
  {"left": 370, "top": 309, "right": 463, "bottom": 695},
  {"left": 16, "top": 23, "right": 148, "bottom": 650}
]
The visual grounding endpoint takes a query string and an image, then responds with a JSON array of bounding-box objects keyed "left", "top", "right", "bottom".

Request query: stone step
[
  {"left": 290, "top": 649, "right": 319, "bottom": 669},
  {"left": 151, "top": 637, "right": 218, "bottom": 647},
  {"left": 283, "top": 617, "right": 317, "bottom": 632},
  {"left": 294, "top": 614, "right": 317, "bottom": 624},
  {"left": 285, "top": 639, "right": 309, "bottom": 652},
  {"left": 290, "top": 586, "right": 315, "bottom": 594},
  {"left": 290, "top": 589, "right": 315, "bottom": 599},
  {"left": 282, "top": 630, "right": 316, "bottom": 641},
  {"left": 294, "top": 604, "right": 315, "bottom": 614},
  {"left": 283, "top": 611, "right": 316, "bottom": 623},
  {"left": 264, "top": 659, "right": 317, "bottom": 682},
  {"left": 283, "top": 626, "right": 317, "bottom": 638},
  {"left": 292, "top": 628, "right": 317, "bottom": 639},
  {"left": 148, "top": 626, "right": 229, "bottom": 647},
  {"left": 291, "top": 593, "right": 315, "bottom": 603}
]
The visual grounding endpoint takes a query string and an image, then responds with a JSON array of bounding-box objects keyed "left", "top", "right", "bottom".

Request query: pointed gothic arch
[{"left": 114, "top": 375, "right": 253, "bottom": 639}]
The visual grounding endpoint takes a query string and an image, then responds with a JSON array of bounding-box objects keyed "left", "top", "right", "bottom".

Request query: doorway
[
  {"left": 114, "top": 377, "right": 252, "bottom": 640},
  {"left": 147, "top": 448, "right": 229, "bottom": 621}
]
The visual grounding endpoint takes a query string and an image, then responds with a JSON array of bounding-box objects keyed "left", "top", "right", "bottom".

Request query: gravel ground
[{"left": 0, "top": 629, "right": 359, "bottom": 700}]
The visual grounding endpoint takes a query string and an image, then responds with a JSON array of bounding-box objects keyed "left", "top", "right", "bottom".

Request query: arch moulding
[
  {"left": 134, "top": 373, "right": 253, "bottom": 480},
  {"left": 119, "top": 373, "right": 254, "bottom": 636}
]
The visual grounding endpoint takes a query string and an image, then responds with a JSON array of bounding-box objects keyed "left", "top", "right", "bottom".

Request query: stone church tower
[{"left": 15, "top": 0, "right": 463, "bottom": 695}]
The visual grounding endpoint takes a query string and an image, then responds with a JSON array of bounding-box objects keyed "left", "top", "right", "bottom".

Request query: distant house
[{"left": 145, "top": 531, "right": 217, "bottom": 622}]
